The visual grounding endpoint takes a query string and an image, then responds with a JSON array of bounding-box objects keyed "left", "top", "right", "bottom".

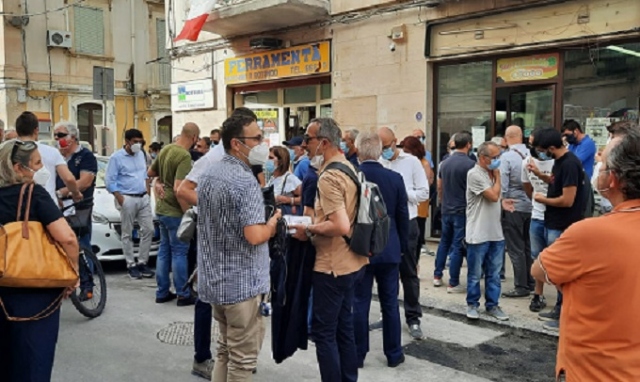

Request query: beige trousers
[{"left": 212, "top": 295, "right": 265, "bottom": 382}]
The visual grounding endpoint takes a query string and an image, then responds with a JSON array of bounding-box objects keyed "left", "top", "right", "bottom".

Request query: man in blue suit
[{"left": 352, "top": 131, "right": 409, "bottom": 368}]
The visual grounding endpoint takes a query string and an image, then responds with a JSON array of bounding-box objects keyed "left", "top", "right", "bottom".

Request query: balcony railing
[{"left": 202, "top": 0, "right": 330, "bottom": 37}]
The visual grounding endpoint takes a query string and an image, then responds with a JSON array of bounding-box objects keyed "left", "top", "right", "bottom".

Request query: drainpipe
[{"left": 131, "top": 0, "right": 139, "bottom": 131}]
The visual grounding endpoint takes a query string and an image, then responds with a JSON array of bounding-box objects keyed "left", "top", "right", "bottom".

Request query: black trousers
[
  {"left": 399, "top": 218, "right": 422, "bottom": 326},
  {"left": 502, "top": 211, "right": 534, "bottom": 290}
]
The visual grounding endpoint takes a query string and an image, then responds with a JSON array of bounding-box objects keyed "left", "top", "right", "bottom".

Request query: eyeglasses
[
  {"left": 55, "top": 132, "right": 69, "bottom": 139},
  {"left": 484, "top": 154, "right": 501, "bottom": 160},
  {"left": 237, "top": 135, "right": 263, "bottom": 143},
  {"left": 11, "top": 140, "right": 37, "bottom": 162}
]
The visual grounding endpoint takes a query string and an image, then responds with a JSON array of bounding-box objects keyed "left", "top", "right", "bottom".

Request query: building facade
[
  {"left": 0, "top": 0, "right": 171, "bottom": 155},
  {"left": 170, "top": 0, "right": 638, "bottom": 156}
]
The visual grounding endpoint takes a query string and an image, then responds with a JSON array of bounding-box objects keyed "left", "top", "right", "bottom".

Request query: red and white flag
[{"left": 174, "top": 0, "right": 219, "bottom": 42}]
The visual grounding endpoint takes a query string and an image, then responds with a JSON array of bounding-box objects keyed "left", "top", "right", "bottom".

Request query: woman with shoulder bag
[
  {"left": 266, "top": 146, "right": 302, "bottom": 216},
  {"left": 0, "top": 140, "right": 79, "bottom": 382}
]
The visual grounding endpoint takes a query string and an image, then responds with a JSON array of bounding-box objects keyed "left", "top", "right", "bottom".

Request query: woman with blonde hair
[
  {"left": 266, "top": 146, "right": 302, "bottom": 215},
  {"left": 0, "top": 139, "right": 79, "bottom": 382}
]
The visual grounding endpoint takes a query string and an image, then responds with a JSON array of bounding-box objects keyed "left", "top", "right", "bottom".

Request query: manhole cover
[{"left": 157, "top": 321, "right": 218, "bottom": 346}]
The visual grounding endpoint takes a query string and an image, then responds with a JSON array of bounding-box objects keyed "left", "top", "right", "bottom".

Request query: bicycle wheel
[{"left": 70, "top": 245, "right": 107, "bottom": 318}]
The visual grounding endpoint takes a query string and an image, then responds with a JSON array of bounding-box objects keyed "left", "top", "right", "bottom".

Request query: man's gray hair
[
  {"left": 314, "top": 118, "right": 342, "bottom": 147},
  {"left": 344, "top": 128, "right": 360, "bottom": 142},
  {"left": 355, "top": 131, "right": 382, "bottom": 161},
  {"left": 477, "top": 141, "right": 499, "bottom": 157},
  {"left": 606, "top": 129, "right": 640, "bottom": 200},
  {"left": 54, "top": 121, "right": 80, "bottom": 140}
]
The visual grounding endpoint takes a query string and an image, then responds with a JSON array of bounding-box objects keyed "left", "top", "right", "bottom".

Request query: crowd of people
[{"left": 0, "top": 106, "right": 638, "bottom": 382}]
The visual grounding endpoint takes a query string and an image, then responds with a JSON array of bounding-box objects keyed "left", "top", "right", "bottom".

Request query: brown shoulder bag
[{"left": 0, "top": 183, "right": 79, "bottom": 320}]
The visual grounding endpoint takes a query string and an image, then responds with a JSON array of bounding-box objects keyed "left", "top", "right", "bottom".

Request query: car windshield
[{"left": 96, "top": 157, "right": 108, "bottom": 188}]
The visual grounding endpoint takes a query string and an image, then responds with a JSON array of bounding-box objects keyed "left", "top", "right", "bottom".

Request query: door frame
[
  {"left": 499, "top": 83, "right": 557, "bottom": 135},
  {"left": 76, "top": 103, "right": 102, "bottom": 153}
]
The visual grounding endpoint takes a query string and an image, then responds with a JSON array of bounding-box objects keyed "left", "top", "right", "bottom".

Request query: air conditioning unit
[{"left": 47, "top": 30, "right": 72, "bottom": 49}]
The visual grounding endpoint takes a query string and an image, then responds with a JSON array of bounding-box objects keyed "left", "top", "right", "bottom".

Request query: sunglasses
[
  {"left": 55, "top": 132, "right": 69, "bottom": 139},
  {"left": 11, "top": 140, "right": 37, "bottom": 162},
  {"left": 303, "top": 134, "right": 321, "bottom": 144}
]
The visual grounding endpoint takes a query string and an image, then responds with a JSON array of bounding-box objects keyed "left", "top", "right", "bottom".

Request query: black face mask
[{"left": 213, "top": 140, "right": 219, "bottom": 145}]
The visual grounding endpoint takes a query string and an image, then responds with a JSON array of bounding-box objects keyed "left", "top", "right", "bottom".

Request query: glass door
[{"left": 495, "top": 85, "right": 555, "bottom": 138}]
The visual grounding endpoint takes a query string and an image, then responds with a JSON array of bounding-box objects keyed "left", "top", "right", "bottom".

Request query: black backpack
[{"left": 320, "top": 162, "right": 390, "bottom": 257}]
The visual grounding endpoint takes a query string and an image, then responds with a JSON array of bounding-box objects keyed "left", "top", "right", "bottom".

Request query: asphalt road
[{"left": 52, "top": 265, "right": 557, "bottom": 382}]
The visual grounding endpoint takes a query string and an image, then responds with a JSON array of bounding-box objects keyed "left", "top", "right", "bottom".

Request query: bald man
[
  {"left": 149, "top": 122, "right": 201, "bottom": 306},
  {"left": 499, "top": 125, "right": 534, "bottom": 299}
]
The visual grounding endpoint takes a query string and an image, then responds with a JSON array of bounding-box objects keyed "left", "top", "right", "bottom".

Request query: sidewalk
[{"left": 389, "top": 241, "right": 559, "bottom": 336}]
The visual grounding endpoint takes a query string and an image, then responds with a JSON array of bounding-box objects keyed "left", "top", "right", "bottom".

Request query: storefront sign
[
  {"left": 225, "top": 41, "right": 331, "bottom": 85},
  {"left": 171, "top": 80, "right": 214, "bottom": 111},
  {"left": 255, "top": 110, "right": 278, "bottom": 120},
  {"left": 497, "top": 53, "right": 559, "bottom": 83}
]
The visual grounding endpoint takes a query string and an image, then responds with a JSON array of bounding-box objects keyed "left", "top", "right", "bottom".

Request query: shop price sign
[
  {"left": 225, "top": 41, "right": 331, "bottom": 85},
  {"left": 496, "top": 53, "right": 559, "bottom": 83}
]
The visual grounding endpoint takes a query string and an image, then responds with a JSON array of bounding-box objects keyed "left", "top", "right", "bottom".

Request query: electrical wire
[{"left": 1, "top": 0, "right": 87, "bottom": 17}]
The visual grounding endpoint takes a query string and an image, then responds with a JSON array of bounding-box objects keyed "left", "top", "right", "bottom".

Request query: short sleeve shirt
[
  {"left": 313, "top": 156, "right": 368, "bottom": 276},
  {"left": 37, "top": 143, "right": 66, "bottom": 203},
  {"left": 465, "top": 165, "right": 504, "bottom": 244},
  {"left": 268, "top": 172, "right": 302, "bottom": 197},
  {"left": 521, "top": 157, "right": 554, "bottom": 221},
  {"left": 545, "top": 152, "right": 585, "bottom": 231},
  {"left": 539, "top": 200, "right": 640, "bottom": 381},
  {"left": 197, "top": 155, "right": 269, "bottom": 305},
  {"left": 439, "top": 152, "right": 476, "bottom": 215},
  {"left": 56, "top": 147, "right": 98, "bottom": 209},
  {"left": 151, "top": 144, "right": 192, "bottom": 217},
  {"left": 0, "top": 184, "right": 62, "bottom": 226}
]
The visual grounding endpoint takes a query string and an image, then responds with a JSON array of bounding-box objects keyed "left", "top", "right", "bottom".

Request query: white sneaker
[
  {"left": 433, "top": 278, "right": 443, "bottom": 287},
  {"left": 447, "top": 284, "right": 465, "bottom": 294}
]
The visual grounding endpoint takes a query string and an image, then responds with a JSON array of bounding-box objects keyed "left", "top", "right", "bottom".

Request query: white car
[{"left": 90, "top": 156, "right": 160, "bottom": 261}]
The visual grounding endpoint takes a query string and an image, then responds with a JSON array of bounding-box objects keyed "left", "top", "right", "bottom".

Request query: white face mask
[
  {"left": 28, "top": 166, "right": 51, "bottom": 186},
  {"left": 131, "top": 143, "right": 142, "bottom": 154},
  {"left": 239, "top": 141, "right": 269, "bottom": 166},
  {"left": 309, "top": 144, "right": 325, "bottom": 169}
]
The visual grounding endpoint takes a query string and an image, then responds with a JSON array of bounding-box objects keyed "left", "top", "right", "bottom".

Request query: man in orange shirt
[{"left": 532, "top": 130, "right": 640, "bottom": 382}]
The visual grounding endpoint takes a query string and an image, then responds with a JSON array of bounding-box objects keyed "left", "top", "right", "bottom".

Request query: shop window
[
  {"left": 321, "top": 83, "right": 332, "bottom": 100},
  {"left": 436, "top": 61, "right": 492, "bottom": 160},
  {"left": 563, "top": 42, "right": 640, "bottom": 148},
  {"left": 74, "top": 5, "right": 105, "bottom": 56},
  {"left": 284, "top": 86, "right": 316, "bottom": 104},
  {"left": 244, "top": 90, "right": 278, "bottom": 105}
]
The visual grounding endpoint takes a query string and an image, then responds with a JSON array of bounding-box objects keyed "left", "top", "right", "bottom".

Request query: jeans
[
  {"left": 466, "top": 241, "right": 506, "bottom": 309},
  {"left": 434, "top": 213, "right": 466, "bottom": 286},
  {"left": 354, "top": 264, "right": 403, "bottom": 366},
  {"left": 529, "top": 219, "right": 547, "bottom": 259},
  {"left": 156, "top": 214, "right": 190, "bottom": 299},
  {"left": 399, "top": 218, "right": 421, "bottom": 325},
  {"left": 312, "top": 270, "right": 360, "bottom": 382},
  {"left": 502, "top": 211, "right": 533, "bottom": 290},
  {"left": 0, "top": 288, "right": 61, "bottom": 382},
  {"left": 546, "top": 229, "right": 564, "bottom": 310}
]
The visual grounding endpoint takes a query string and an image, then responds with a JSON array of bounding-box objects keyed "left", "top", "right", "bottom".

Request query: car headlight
[{"left": 92, "top": 211, "right": 109, "bottom": 224}]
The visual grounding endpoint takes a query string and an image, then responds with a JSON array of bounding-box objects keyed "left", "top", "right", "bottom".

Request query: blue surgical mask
[
  {"left": 339, "top": 141, "right": 348, "bottom": 153},
  {"left": 265, "top": 159, "right": 276, "bottom": 173},
  {"left": 419, "top": 136, "right": 426, "bottom": 144},
  {"left": 488, "top": 158, "right": 501, "bottom": 170},
  {"left": 537, "top": 150, "right": 552, "bottom": 161},
  {"left": 381, "top": 147, "right": 395, "bottom": 161},
  {"left": 288, "top": 148, "right": 296, "bottom": 161}
]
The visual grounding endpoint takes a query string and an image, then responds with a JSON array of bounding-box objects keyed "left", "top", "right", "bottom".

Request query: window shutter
[
  {"left": 156, "top": 19, "right": 171, "bottom": 87},
  {"left": 74, "top": 6, "right": 105, "bottom": 55}
]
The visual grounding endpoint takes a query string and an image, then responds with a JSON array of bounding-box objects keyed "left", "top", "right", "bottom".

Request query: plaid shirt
[{"left": 196, "top": 154, "right": 269, "bottom": 305}]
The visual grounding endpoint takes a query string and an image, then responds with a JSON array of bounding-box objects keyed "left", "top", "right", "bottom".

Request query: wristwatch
[
  {"left": 304, "top": 224, "right": 313, "bottom": 239},
  {"left": 56, "top": 190, "right": 64, "bottom": 199}
]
